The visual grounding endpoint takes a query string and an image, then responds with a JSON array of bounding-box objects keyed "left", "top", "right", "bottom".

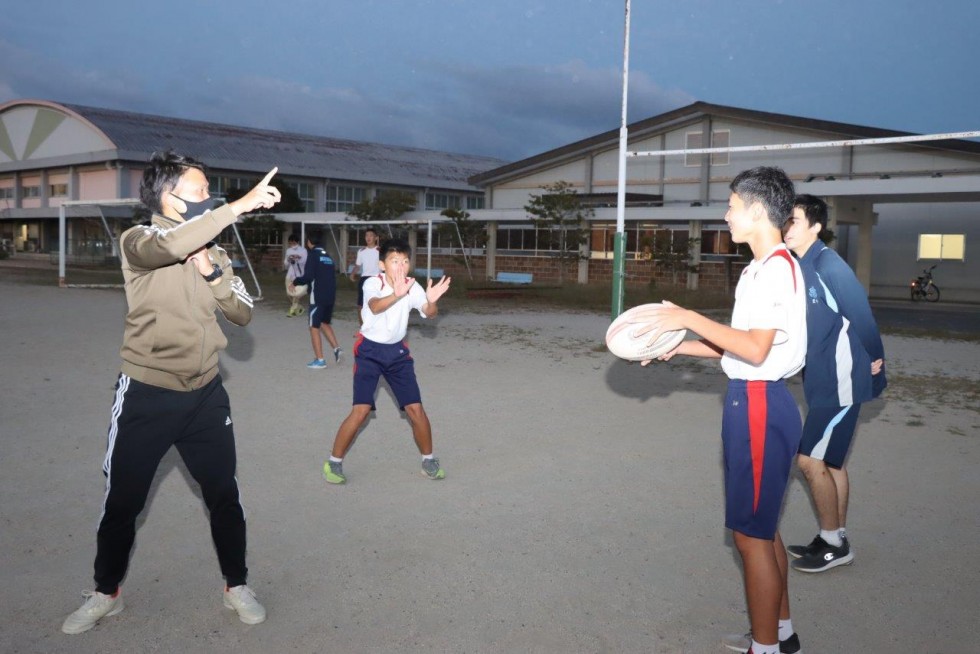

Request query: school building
[
  {"left": 2, "top": 99, "right": 978, "bottom": 301},
  {"left": 460, "top": 102, "right": 980, "bottom": 301},
  {"left": 0, "top": 98, "right": 500, "bottom": 270}
]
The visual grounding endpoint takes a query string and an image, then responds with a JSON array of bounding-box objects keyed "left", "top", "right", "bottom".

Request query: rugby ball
[
  {"left": 288, "top": 283, "right": 308, "bottom": 298},
  {"left": 605, "top": 303, "right": 687, "bottom": 361}
]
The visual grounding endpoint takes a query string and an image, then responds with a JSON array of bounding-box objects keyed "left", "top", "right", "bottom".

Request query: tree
[
  {"left": 438, "top": 207, "right": 486, "bottom": 256},
  {"left": 651, "top": 231, "right": 701, "bottom": 286},
  {"left": 524, "top": 181, "right": 592, "bottom": 283}
]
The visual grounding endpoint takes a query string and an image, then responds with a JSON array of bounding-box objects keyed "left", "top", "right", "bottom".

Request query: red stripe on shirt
[
  {"left": 764, "top": 248, "right": 798, "bottom": 293},
  {"left": 747, "top": 380, "right": 769, "bottom": 513}
]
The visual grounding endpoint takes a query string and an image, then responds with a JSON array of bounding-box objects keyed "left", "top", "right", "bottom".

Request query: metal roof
[
  {"left": 59, "top": 102, "right": 505, "bottom": 191},
  {"left": 469, "top": 101, "right": 980, "bottom": 186}
]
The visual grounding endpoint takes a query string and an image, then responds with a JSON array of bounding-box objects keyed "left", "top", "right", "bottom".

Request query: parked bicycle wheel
[{"left": 926, "top": 285, "right": 940, "bottom": 302}]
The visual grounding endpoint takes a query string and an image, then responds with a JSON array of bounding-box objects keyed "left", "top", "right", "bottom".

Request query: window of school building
[{"left": 917, "top": 233, "right": 965, "bottom": 261}]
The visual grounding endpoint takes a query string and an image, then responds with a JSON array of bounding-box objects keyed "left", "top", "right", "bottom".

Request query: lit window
[
  {"left": 918, "top": 234, "right": 965, "bottom": 261},
  {"left": 49, "top": 183, "right": 68, "bottom": 197}
]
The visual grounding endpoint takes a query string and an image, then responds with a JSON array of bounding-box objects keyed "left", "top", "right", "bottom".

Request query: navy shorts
[
  {"left": 351, "top": 335, "right": 422, "bottom": 410},
  {"left": 308, "top": 302, "right": 334, "bottom": 328},
  {"left": 721, "top": 379, "right": 802, "bottom": 540},
  {"left": 799, "top": 404, "right": 860, "bottom": 469}
]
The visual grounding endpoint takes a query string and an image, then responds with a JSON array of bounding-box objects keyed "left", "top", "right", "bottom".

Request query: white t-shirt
[
  {"left": 359, "top": 274, "right": 428, "bottom": 344},
  {"left": 721, "top": 244, "right": 806, "bottom": 381},
  {"left": 355, "top": 247, "right": 381, "bottom": 277},
  {"left": 283, "top": 245, "right": 307, "bottom": 281}
]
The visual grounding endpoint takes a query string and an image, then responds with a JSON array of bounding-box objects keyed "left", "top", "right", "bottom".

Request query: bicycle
[{"left": 910, "top": 264, "right": 940, "bottom": 302}]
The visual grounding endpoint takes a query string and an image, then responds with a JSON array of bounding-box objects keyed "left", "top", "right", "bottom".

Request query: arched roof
[{"left": 0, "top": 99, "right": 505, "bottom": 191}]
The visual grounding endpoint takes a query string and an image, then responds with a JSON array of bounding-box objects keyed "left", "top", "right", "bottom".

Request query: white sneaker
[
  {"left": 61, "top": 590, "right": 124, "bottom": 634},
  {"left": 223, "top": 585, "right": 266, "bottom": 625}
]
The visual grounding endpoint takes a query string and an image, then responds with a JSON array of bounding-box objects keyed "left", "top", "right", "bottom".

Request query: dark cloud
[{"left": 1, "top": 38, "right": 692, "bottom": 162}]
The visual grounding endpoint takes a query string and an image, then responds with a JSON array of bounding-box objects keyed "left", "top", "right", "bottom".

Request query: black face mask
[{"left": 170, "top": 193, "right": 215, "bottom": 218}]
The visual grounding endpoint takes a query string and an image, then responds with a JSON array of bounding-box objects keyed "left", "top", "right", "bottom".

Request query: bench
[
  {"left": 495, "top": 271, "right": 533, "bottom": 284},
  {"left": 414, "top": 267, "right": 444, "bottom": 279}
]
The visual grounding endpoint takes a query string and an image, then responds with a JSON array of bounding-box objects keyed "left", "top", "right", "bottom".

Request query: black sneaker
[
  {"left": 791, "top": 536, "right": 853, "bottom": 573},
  {"left": 787, "top": 534, "right": 826, "bottom": 559},
  {"left": 722, "top": 631, "right": 801, "bottom": 653}
]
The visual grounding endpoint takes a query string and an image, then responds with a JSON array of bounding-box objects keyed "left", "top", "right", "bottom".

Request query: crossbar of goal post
[{"left": 626, "top": 131, "right": 980, "bottom": 158}]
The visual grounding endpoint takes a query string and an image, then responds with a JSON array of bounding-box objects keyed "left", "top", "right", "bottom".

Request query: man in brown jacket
[{"left": 62, "top": 151, "right": 280, "bottom": 634}]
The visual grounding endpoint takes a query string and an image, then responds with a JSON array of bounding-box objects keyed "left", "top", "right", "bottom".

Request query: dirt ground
[{"left": 0, "top": 276, "right": 977, "bottom": 653}]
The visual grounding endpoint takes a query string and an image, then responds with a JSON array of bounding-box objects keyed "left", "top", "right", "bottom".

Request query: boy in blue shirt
[
  {"left": 290, "top": 230, "right": 342, "bottom": 369},
  {"left": 324, "top": 239, "right": 451, "bottom": 484},
  {"left": 782, "top": 195, "right": 886, "bottom": 573}
]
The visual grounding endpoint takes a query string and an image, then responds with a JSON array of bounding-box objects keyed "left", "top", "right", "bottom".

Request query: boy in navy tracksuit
[
  {"left": 782, "top": 194, "right": 886, "bottom": 573},
  {"left": 290, "top": 230, "right": 342, "bottom": 369}
]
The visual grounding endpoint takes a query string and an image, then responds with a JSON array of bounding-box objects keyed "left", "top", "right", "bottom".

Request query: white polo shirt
[
  {"left": 721, "top": 244, "right": 806, "bottom": 381},
  {"left": 356, "top": 247, "right": 381, "bottom": 277},
  {"left": 359, "top": 274, "right": 428, "bottom": 344}
]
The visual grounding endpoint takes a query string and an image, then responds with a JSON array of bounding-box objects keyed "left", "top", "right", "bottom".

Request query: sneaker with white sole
[
  {"left": 791, "top": 536, "right": 853, "bottom": 573},
  {"left": 722, "top": 631, "right": 801, "bottom": 653},
  {"left": 323, "top": 460, "right": 346, "bottom": 484},
  {"left": 787, "top": 534, "right": 826, "bottom": 559},
  {"left": 421, "top": 457, "right": 445, "bottom": 480},
  {"left": 223, "top": 585, "right": 266, "bottom": 625},
  {"left": 61, "top": 590, "right": 124, "bottom": 634},
  {"left": 307, "top": 358, "right": 327, "bottom": 369}
]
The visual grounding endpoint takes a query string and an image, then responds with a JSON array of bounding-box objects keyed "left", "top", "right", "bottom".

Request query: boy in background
[
  {"left": 350, "top": 227, "right": 381, "bottom": 331},
  {"left": 782, "top": 194, "right": 886, "bottom": 573},
  {"left": 290, "top": 230, "right": 342, "bottom": 369},
  {"left": 283, "top": 233, "right": 307, "bottom": 317}
]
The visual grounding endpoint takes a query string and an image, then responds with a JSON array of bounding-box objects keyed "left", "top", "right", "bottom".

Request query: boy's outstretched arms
[{"left": 422, "top": 276, "right": 451, "bottom": 318}]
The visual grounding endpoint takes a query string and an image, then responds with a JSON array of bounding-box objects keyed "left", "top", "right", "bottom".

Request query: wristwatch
[{"left": 202, "top": 263, "right": 223, "bottom": 282}]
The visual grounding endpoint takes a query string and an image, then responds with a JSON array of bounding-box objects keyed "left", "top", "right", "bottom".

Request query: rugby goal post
[{"left": 57, "top": 199, "right": 264, "bottom": 298}]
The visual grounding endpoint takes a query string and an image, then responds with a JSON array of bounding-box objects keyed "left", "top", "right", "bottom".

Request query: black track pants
[{"left": 93, "top": 374, "right": 248, "bottom": 593}]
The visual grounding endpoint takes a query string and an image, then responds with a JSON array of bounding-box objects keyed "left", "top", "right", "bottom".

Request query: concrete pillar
[
  {"left": 339, "top": 226, "right": 350, "bottom": 272},
  {"left": 855, "top": 210, "right": 874, "bottom": 291},
  {"left": 827, "top": 197, "right": 874, "bottom": 291},
  {"left": 578, "top": 219, "right": 590, "bottom": 284}
]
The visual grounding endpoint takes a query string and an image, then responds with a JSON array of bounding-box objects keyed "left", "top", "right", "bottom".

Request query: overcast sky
[{"left": 2, "top": 0, "right": 977, "bottom": 161}]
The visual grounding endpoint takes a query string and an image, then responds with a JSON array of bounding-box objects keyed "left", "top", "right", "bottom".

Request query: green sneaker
[
  {"left": 421, "top": 457, "right": 445, "bottom": 480},
  {"left": 323, "top": 460, "right": 346, "bottom": 484}
]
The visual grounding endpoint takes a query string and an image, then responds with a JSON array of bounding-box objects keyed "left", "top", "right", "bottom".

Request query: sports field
[{"left": 0, "top": 275, "right": 977, "bottom": 653}]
